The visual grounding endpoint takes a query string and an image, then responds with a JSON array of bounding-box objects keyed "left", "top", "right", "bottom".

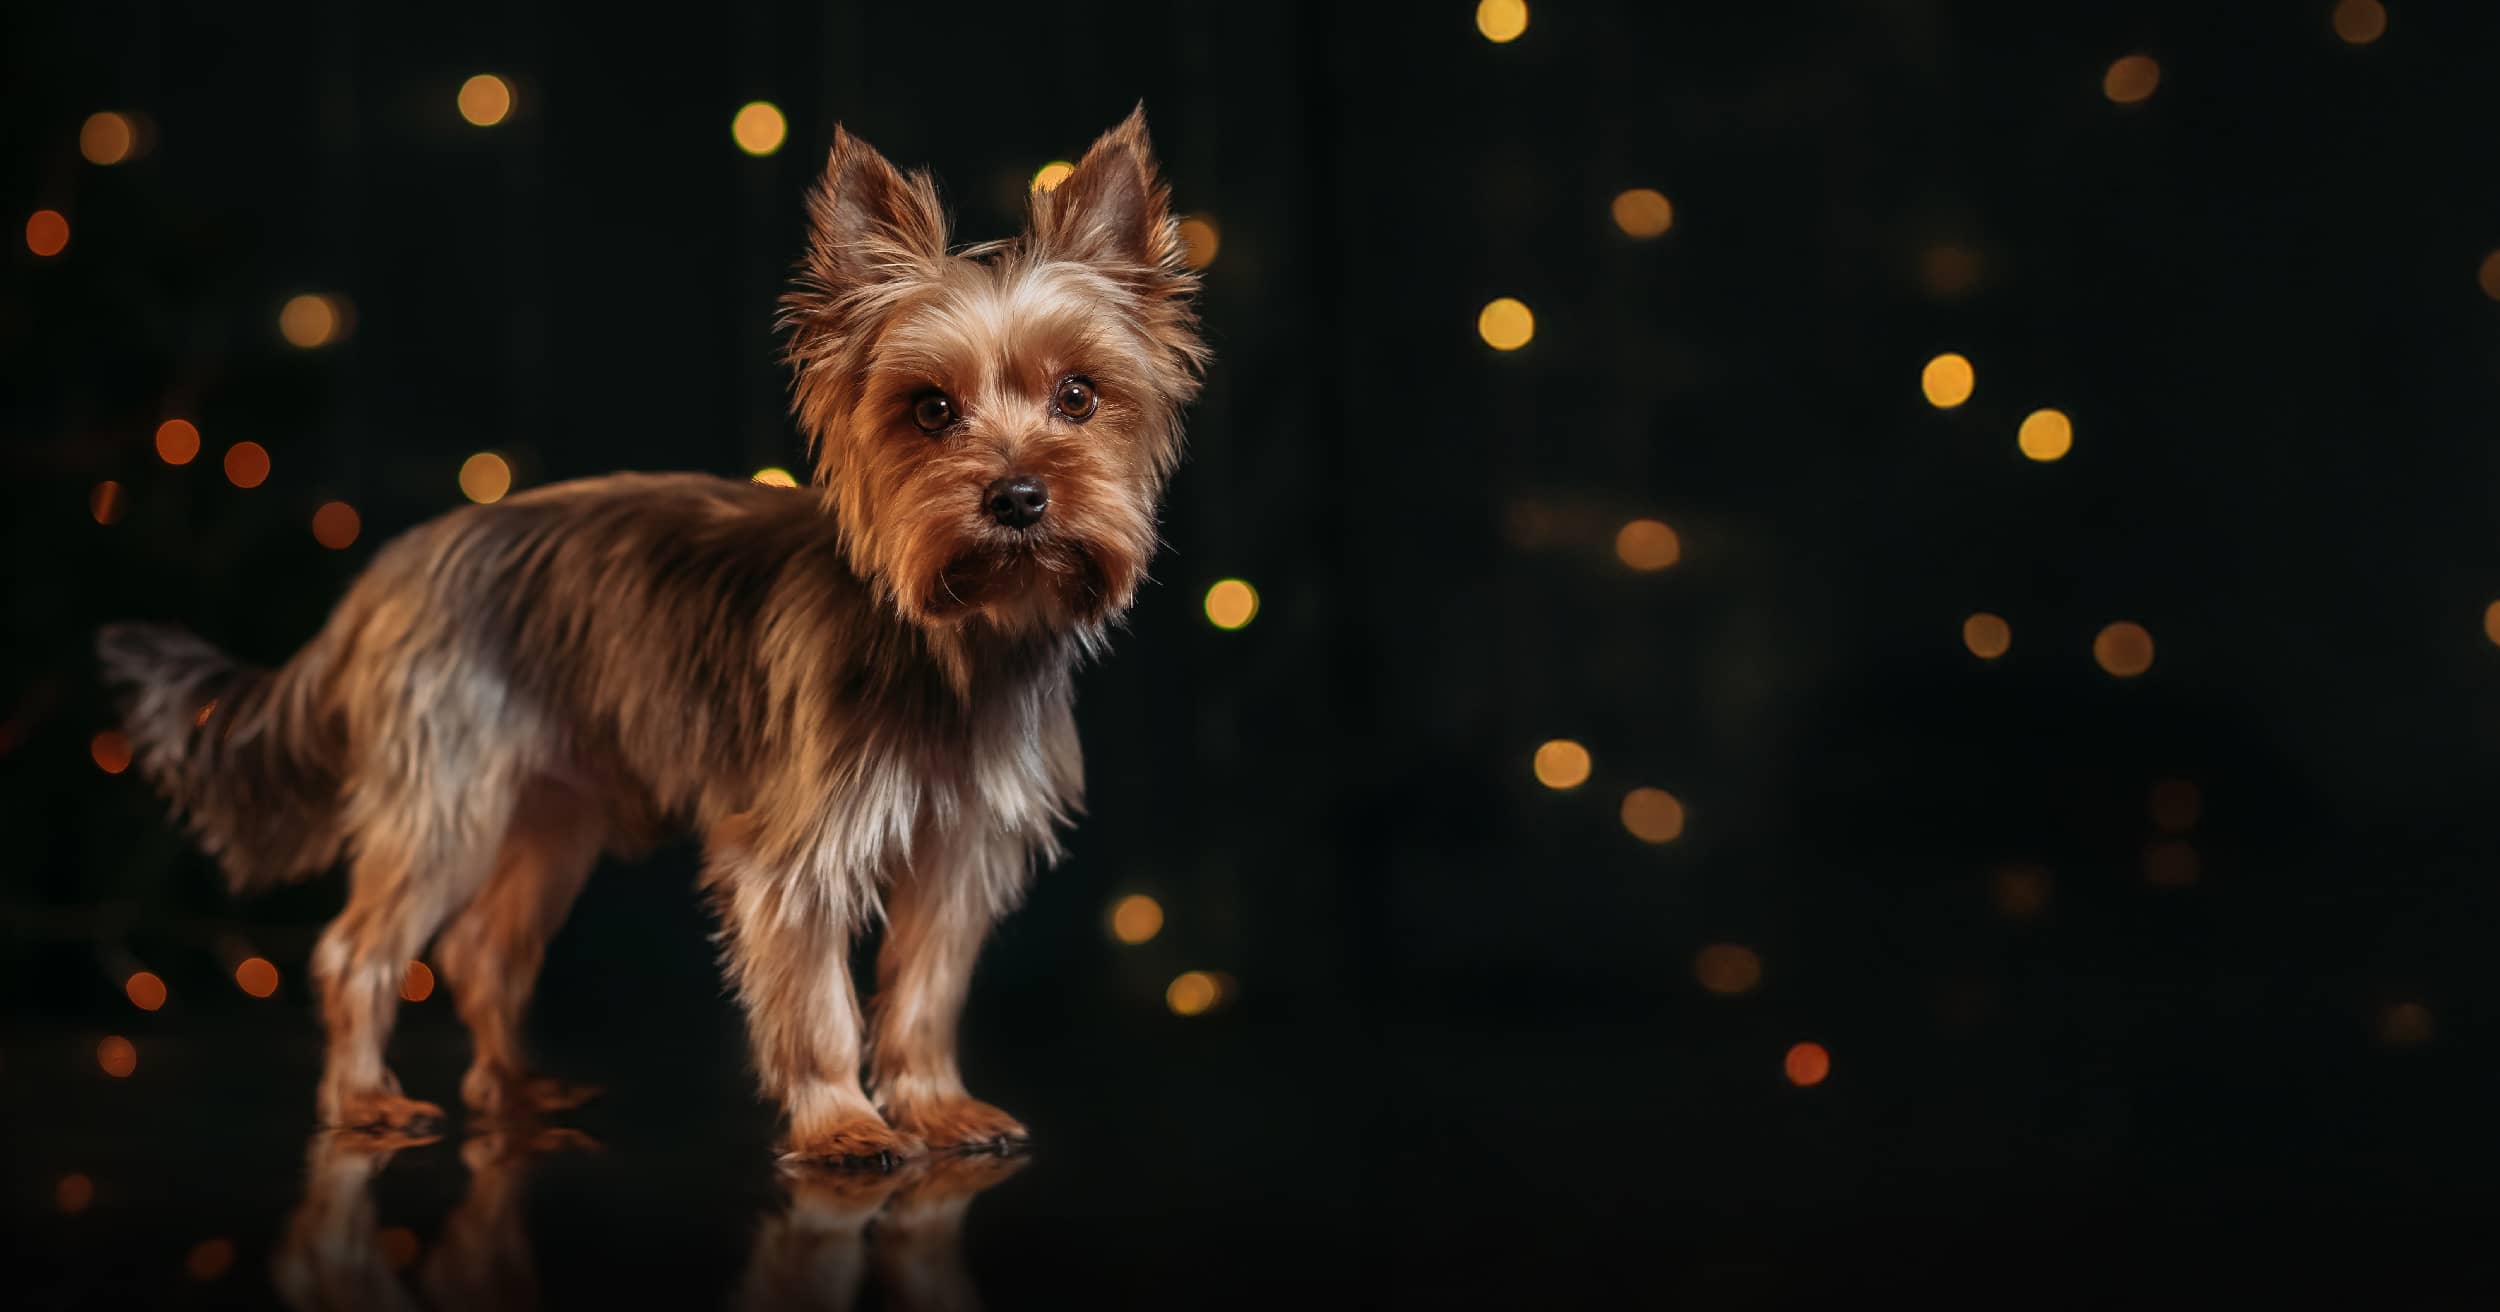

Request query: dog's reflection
[{"left": 272, "top": 1127, "right": 1025, "bottom": 1312}]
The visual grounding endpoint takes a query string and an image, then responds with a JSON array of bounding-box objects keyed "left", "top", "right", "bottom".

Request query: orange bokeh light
[
  {"left": 97, "top": 1035, "right": 137, "bottom": 1078},
  {"left": 311, "top": 501, "right": 361, "bottom": 549},
  {"left": 185, "top": 1238, "right": 236, "bottom": 1281},
  {"left": 401, "top": 959, "right": 435, "bottom": 1002},
  {"left": 125, "top": 971, "right": 167, "bottom": 1012},
  {"left": 2093, "top": 621, "right": 2155, "bottom": 677},
  {"left": 156, "top": 419, "right": 201, "bottom": 465},
  {"left": 224, "top": 441, "right": 271, "bottom": 489},
  {"left": 26, "top": 209, "right": 70, "bottom": 257},
  {"left": 1784, "top": 1041, "right": 1831, "bottom": 1087},
  {"left": 235, "top": 956, "right": 280, "bottom": 998},
  {"left": 91, "top": 730, "right": 132, "bottom": 774}
]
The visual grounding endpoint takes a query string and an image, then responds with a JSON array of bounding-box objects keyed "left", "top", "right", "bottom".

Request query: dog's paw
[
  {"left": 886, "top": 1096, "right": 1029, "bottom": 1156},
  {"left": 328, "top": 1090, "right": 449, "bottom": 1139},
  {"left": 779, "top": 1114, "right": 921, "bottom": 1171}
]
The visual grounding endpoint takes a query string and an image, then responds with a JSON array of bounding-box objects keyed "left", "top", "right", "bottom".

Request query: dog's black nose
[{"left": 986, "top": 475, "right": 1048, "bottom": 528}]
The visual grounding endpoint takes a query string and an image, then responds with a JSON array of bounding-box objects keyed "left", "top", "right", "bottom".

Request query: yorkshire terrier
[{"left": 98, "top": 107, "right": 1209, "bottom": 1165}]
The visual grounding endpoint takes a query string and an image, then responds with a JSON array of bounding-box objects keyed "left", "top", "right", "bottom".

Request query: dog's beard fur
[
  {"left": 783, "top": 109, "right": 1208, "bottom": 638},
  {"left": 95, "top": 108, "right": 1208, "bottom": 1164}
]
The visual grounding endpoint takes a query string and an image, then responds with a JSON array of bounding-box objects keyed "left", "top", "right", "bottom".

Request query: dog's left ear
[{"left": 1027, "top": 105, "right": 1191, "bottom": 300}]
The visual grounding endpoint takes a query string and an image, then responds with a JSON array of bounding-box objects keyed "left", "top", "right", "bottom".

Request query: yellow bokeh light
[
  {"left": 460, "top": 452, "right": 513, "bottom": 504},
  {"left": 2143, "top": 838, "right": 2199, "bottom": 888},
  {"left": 1962, "top": 612, "right": 2011, "bottom": 660},
  {"left": 2093, "top": 621, "right": 2155, "bottom": 678},
  {"left": 279, "top": 294, "right": 340, "bottom": 348},
  {"left": 92, "top": 730, "right": 132, "bottom": 775},
  {"left": 1109, "top": 894, "right": 1164, "bottom": 945},
  {"left": 1478, "top": 297, "right": 1534, "bottom": 350},
  {"left": 2103, "top": 54, "right": 2161, "bottom": 105},
  {"left": 80, "top": 112, "right": 135, "bottom": 165},
  {"left": 401, "top": 959, "right": 435, "bottom": 1002},
  {"left": 1165, "top": 970, "right": 1219, "bottom": 1016},
  {"left": 458, "top": 74, "right": 513, "bottom": 127},
  {"left": 1694, "top": 944, "right": 1761, "bottom": 995},
  {"left": 156, "top": 418, "right": 201, "bottom": 465},
  {"left": 235, "top": 956, "right": 280, "bottom": 998},
  {"left": 1204, "top": 578, "right": 1259, "bottom": 630},
  {"left": 2332, "top": 0, "right": 2387, "bottom": 45},
  {"left": 1177, "top": 215, "right": 1220, "bottom": 268},
  {"left": 1476, "top": 0, "right": 1529, "bottom": 42},
  {"left": 1610, "top": 188, "right": 1673, "bottom": 239},
  {"left": 732, "top": 101, "right": 787, "bottom": 156},
  {"left": 1532, "top": 739, "right": 1591, "bottom": 790},
  {"left": 752, "top": 467, "right": 799, "bottom": 488},
  {"left": 1614, "top": 518, "right": 1680, "bottom": 571},
  {"left": 224, "top": 441, "right": 271, "bottom": 489},
  {"left": 311, "top": 501, "right": 361, "bottom": 550},
  {"left": 57, "top": 1173, "right": 94, "bottom": 1214},
  {"left": 1921, "top": 352, "right": 1974, "bottom": 408},
  {"left": 2479, "top": 250, "right": 2500, "bottom": 302},
  {"left": 185, "top": 1238, "right": 236, "bottom": 1282},
  {"left": 2148, "top": 777, "right": 2202, "bottom": 833},
  {"left": 1620, "top": 787, "right": 1685, "bottom": 844},
  {"left": 26, "top": 209, "right": 69, "bottom": 257},
  {"left": 90, "top": 480, "right": 126, "bottom": 526},
  {"left": 126, "top": 971, "right": 166, "bottom": 1012},
  {"left": 98, "top": 1035, "right": 136, "bottom": 1078},
  {"left": 1991, "top": 864, "right": 2051, "bottom": 921},
  {"left": 1031, "top": 160, "right": 1074, "bottom": 193},
  {"left": 2018, "top": 408, "right": 2073, "bottom": 462}
]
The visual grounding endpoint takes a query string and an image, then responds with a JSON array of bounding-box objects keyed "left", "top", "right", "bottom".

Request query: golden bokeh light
[
  {"left": 90, "top": 480, "right": 126, "bottom": 526},
  {"left": 1165, "top": 970, "right": 1220, "bottom": 1016},
  {"left": 1991, "top": 864, "right": 2052, "bottom": 921},
  {"left": 57, "top": 1173, "right": 94, "bottom": 1214},
  {"left": 224, "top": 441, "right": 271, "bottom": 489},
  {"left": 98, "top": 1035, "right": 137, "bottom": 1078},
  {"left": 1694, "top": 944, "right": 1761, "bottom": 995},
  {"left": 1532, "top": 739, "right": 1592, "bottom": 790},
  {"left": 2332, "top": 0, "right": 2387, "bottom": 45},
  {"left": 401, "top": 959, "right": 435, "bottom": 1002},
  {"left": 91, "top": 730, "right": 132, "bottom": 775},
  {"left": 1962, "top": 611, "right": 2011, "bottom": 660},
  {"left": 27, "top": 209, "right": 70, "bottom": 257},
  {"left": 1784, "top": 1041, "right": 1831, "bottom": 1087},
  {"left": 752, "top": 466, "right": 798, "bottom": 488},
  {"left": 1921, "top": 352, "right": 1974, "bottom": 408},
  {"left": 185, "top": 1238, "right": 236, "bottom": 1282},
  {"left": 458, "top": 74, "right": 513, "bottom": 127},
  {"left": 279, "top": 294, "right": 341, "bottom": 348},
  {"left": 81, "top": 112, "right": 136, "bottom": 165},
  {"left": 1030, "top": 160, "right": 1074, "bottom": 193},
  {"left": 1204, "top": 578, "right": 1259, "bottom": 630},
  {"left": 125, "top": 971, "right": 167, "bottom": 1012},
  {"left": 2485, "top": 599, "right": 2500, "bottom": 647},
  {"left": 2093, "top": 621, "right": 2156, "bottom": 677},
  {"left": 2103, "top": 54, "right": 2161, "bottom": 105},
  {"left": 2379, "top": 1001, "right": 2433, "bottom": 1047},
  {"left": 1477, "top": 297, "right": 1535, "bottom": 350},
  {"left": 1476, "top": 0, "right": 1529, "bottom": 42},
  {"left": 732, "top": 101, "right": 787, "bottom": 156},
  {"left": 1620, "top": 787, "right": 1685, "bottom": 844},
  {"left": 1614, "top": 518, "right": 1680, "bottom": 571},
  {"left": 1177, "top": 215, "right": 1220, "bottom": 268},
  {"left": 1610, "top": 188, "right": 1673, "bottom": 239},
  {"left": 156, "top": 418, "right": 201, "bottom": 465},
  {"left": 2017, "top": 408, "right": 2073, "bottom": 462},
  {"left": 2480, "top": 251, "right": 2500, "bottom": 303},
  {"left": 235, "top": 957, "right": 280, "bottom": 998},
  {"left": 309, "top": 501, "right": 361, "bottom": 550},
  {"left": 460, "top": 451, "right": 513, "bottom": 504},
  {"left": 379, "top": 1227, "right": 421, "bottom": 1269},
  {"left": 2148, "top": 777, "right": 2202, "bottom": 833},
  {"left": 1109, "top": 894, "right": 1164, "bottom": 945},
  {"left": 2143, "top": 838, "right": 2200, "bottom": 888}
]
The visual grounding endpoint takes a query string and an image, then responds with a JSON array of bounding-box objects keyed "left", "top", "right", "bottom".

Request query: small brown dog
[{"left": 99, "top": 108, "right": 1208, "bottom": 1165}]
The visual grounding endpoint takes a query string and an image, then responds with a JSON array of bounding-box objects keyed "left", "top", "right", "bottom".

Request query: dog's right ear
[{"left": 781, "top": 127, "right": 949, "bottom": 455}]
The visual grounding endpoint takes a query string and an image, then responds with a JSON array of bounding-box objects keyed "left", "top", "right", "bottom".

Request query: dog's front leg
[
  {"left": 709, "top": 829, "right": 918, "bottom": 1168},
  {"left": 869, "top": 827, "right": 1031, "bottom": 1154}
]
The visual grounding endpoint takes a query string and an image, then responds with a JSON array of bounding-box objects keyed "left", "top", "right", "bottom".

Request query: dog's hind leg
[{"left": 435, "top": 777, "right": 605, "bottom": 1120}]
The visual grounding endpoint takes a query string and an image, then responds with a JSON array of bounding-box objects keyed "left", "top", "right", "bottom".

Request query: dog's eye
[
  {"left": 911, "top": 391, "right": 957, "bottom": 434},
  {"left": 1053, "top": 376, "right": 1097, "bottom": 422}
]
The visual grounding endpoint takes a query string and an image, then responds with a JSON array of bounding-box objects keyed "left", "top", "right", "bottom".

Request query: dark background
[{"left": 7, "top": 1, "right": 2500, "bottom": 1307}]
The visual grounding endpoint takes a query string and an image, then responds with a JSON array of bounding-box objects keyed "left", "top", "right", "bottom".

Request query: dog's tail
[{"left": 97, "top": 622, "right": 348, "bottom": 894}]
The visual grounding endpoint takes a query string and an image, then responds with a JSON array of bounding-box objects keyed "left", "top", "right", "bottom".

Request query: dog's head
[{"left": 781, "top": 107, "right": 1208, "bottom": 636}]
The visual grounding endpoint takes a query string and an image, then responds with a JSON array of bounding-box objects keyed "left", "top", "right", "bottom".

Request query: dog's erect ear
[
  {"left": 1026, "top": 105, "right": 1190, "bottom": 294},
  {"left": 788, "top": 126, "right": 949, "bottom": 305}
]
